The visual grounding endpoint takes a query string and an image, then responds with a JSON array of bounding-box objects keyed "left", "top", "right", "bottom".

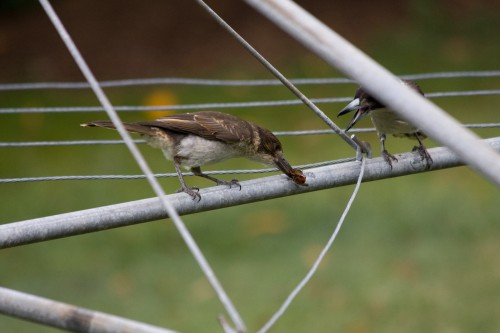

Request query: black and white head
[{"left": 337, "top": 80, "right": 423, "bottom": 131}]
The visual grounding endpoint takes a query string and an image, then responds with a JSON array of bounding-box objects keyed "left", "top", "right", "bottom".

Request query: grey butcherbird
[
  {"left": 81, "top": 111, "right": 307, "bottom": 201},
  {"left": 338, "top": 80, "right": 433, "bottom": 169}
]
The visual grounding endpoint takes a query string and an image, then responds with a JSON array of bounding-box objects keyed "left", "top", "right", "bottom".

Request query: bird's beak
[
  {"left": 274, "top": 156, "right": 307, "bottom": 186},
  {"left": 337, "top": 98, "right": 367, "bottom": 132},
  {"left": 337, "top": 98, "right": 360, "bottom": 117}
]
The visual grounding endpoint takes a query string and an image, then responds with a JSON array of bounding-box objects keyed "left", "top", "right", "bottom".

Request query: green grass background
[{"left": 1, "top": 2, "right": 500, "bottom": 332}]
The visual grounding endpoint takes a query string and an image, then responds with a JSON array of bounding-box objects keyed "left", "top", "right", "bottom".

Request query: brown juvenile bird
[
  {"left": 338, "top": 80, "right": 433, "bottom": 169},
  {"left": 81, "top": 111, "right": 306, "bottom": 200}
]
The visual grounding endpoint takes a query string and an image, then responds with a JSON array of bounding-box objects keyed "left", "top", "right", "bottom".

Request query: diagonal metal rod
[
  {"left": 244, "top": 0, "right": 500, "bottom": 186},
  {"left": 38, "top": 1, "right": 246, "bottom": 331},
  {"left": 2, "top": 137, "right": 499, "bottom": 250},
  {"left": 194, "top": 0, "right": 364, "bottom": 156},
  {"left": 0, "top": 286, "right": 179, "bottom": 333}
]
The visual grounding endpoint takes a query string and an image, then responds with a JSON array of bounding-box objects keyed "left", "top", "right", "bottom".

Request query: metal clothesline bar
[
  {"left": 1, "top": 71, "right": 499, "bottom": 91},
  {"left": 0, "top": 286, "right": 179, "bottom": 333},
  {"left": 2, "top": 137, "right": 499, "bottom": 250},
  {"left": 244, "top": 0, "right": 500, "bottom": 186},
  {"left": 1, "top": 90, "right": 499, "bottom": 114}
]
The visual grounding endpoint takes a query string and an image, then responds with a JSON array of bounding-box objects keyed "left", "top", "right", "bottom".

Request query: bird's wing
[{"left": 139, "top": 111, "right": 254, "bottom": 143}]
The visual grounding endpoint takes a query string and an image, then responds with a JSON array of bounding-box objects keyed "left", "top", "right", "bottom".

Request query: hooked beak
[
  {"left": 274, "top": 156, "right": 307, "bottom": 186},
  {"left": 337, "top": 98, "right": 367, "bottom": 132},
  {"left": 338, "top": 98, "right": 361, "bottom": 117}
]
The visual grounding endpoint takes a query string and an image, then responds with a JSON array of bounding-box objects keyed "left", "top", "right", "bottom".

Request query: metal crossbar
[{"left": 2, "top": 136, "right": 499, "bottom": 250}]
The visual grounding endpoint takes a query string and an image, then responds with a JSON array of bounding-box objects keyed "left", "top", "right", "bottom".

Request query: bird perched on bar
[
  {"left": 81, "top": 111, "right": 307, "bottom": 200},
  {"left": 338, "top": 79, "right": 433, "bottom": 169}
]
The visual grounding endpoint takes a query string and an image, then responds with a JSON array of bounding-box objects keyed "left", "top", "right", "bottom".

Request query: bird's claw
[
  {"left": 177, "top": 186, "right": 201, "bottom": 201},
  {"left": 412, "top": 145, "right": 433, "bottom": 169},
  {"left": 382, "top": 150, "right": 398, "bottom": 169}
]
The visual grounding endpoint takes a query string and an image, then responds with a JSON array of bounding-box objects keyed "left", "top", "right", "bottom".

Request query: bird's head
[
  {"left": 253, "top": 127, "right": 307, "bottom": 186},
  {"left": 337, "top": 87, "right": 384, "bottom": 132},
  {"left": 337, "top": 80, "right": 423, "bottom": 132}
]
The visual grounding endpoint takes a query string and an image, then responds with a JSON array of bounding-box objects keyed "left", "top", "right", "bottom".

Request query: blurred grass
[{"left": 2, "top": 3, "right": 500, "bottom": 333}]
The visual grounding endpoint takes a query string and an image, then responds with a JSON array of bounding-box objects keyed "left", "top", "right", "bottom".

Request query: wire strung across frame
[
  {"left": 1, "top": 75, "right": 499, "bottom": 183},
  {"left": 1, "top": 70, "right": 500, "bottom": 90},
  {"left": 1, "top": 90, "right": 500, "bottom": 114},
  {"left": 1, "top": 123, "right": 500, "bottom": 148},
  {"left": 0, "top": 158, "right": 355, "bottom": 183}
]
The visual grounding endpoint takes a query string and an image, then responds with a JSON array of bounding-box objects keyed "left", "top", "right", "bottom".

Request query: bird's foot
[
  {"left": 176, "top": 186, "right": 201, "bottom": 201},
  {"left": 215, "top": 179, "right": 242, "bottom": 190},
  {"left": 382, "top": 150, "right": 398, "bottom": 169},
  {"left": 412, "top": 145, "right": 433, "bottom": 169}
]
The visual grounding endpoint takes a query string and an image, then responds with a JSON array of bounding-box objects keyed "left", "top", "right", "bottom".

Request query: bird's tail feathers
[{"left": 80, "top": 121, "right": 156, "bottom": 136}]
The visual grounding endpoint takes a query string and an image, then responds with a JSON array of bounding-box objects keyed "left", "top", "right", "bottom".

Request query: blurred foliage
[{"left": 1, "top": 1, "right": 500, "bottom": 332}]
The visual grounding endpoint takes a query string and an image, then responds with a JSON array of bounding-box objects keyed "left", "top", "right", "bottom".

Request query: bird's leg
[
  {"left": 380, "top": 133, "right": 398, "bottom": 169},
  {"left": 173, "top": 158, "right": 201, "bottom": 201},
  {"left": 191, "top": 167, "right": 241, "bottom": 190},
  {"left": 412, "top": 134, "right": 433, "bottom": 169}
]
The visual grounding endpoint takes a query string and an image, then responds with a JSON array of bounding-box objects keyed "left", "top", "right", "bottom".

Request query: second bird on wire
[{"left": 338, "top": 79, "right": 433, "bottom": 169}]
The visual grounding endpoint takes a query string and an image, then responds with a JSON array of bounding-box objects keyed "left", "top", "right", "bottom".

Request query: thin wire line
[
  {"left": 426, "top": 90, "right": 500, "bottom": 98},
  {"left": 0, "top": 78, "right": 352, "bottom": 90},
  {"left": 38, "top": 1, "right": 246, "bottom": 332},
  {"left": 0, "top": 140, "right": 145, "bottom": 147},
  {"left": 0, "top": 159, "right": 355, "bottom": 183},
  {"left": 1, "top": 70, "right": 499, "bottom": 90},
  {"left": 258, "top": 156, "right": 366, "bottom": 333},
  {"left": 401, "top": 71, "right": 500, "bottom": 80},
  {"left": 2, "top": 123, "right": 498, "bottom": 148},
  {"left": 0, "top": 97, "right": 347, "bottom": 114},
  {"left": 1, "top": 90, "right": 499, "bottom": 114}
]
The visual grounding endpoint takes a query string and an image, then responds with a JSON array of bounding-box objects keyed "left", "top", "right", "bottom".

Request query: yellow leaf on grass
[{"left": 143, "top": 89, "right": 178, "bottom": 119}]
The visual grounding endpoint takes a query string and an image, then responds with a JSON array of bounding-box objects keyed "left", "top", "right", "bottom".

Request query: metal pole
[
  {"left": 0, "top": 286, "right": 178, "bottom": 333},
  {"left": 2, "top": 137, "right": 499, "bottom": 249},
  {"left": 244, "top": 0, "right": 500, "bottom": 185}
]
